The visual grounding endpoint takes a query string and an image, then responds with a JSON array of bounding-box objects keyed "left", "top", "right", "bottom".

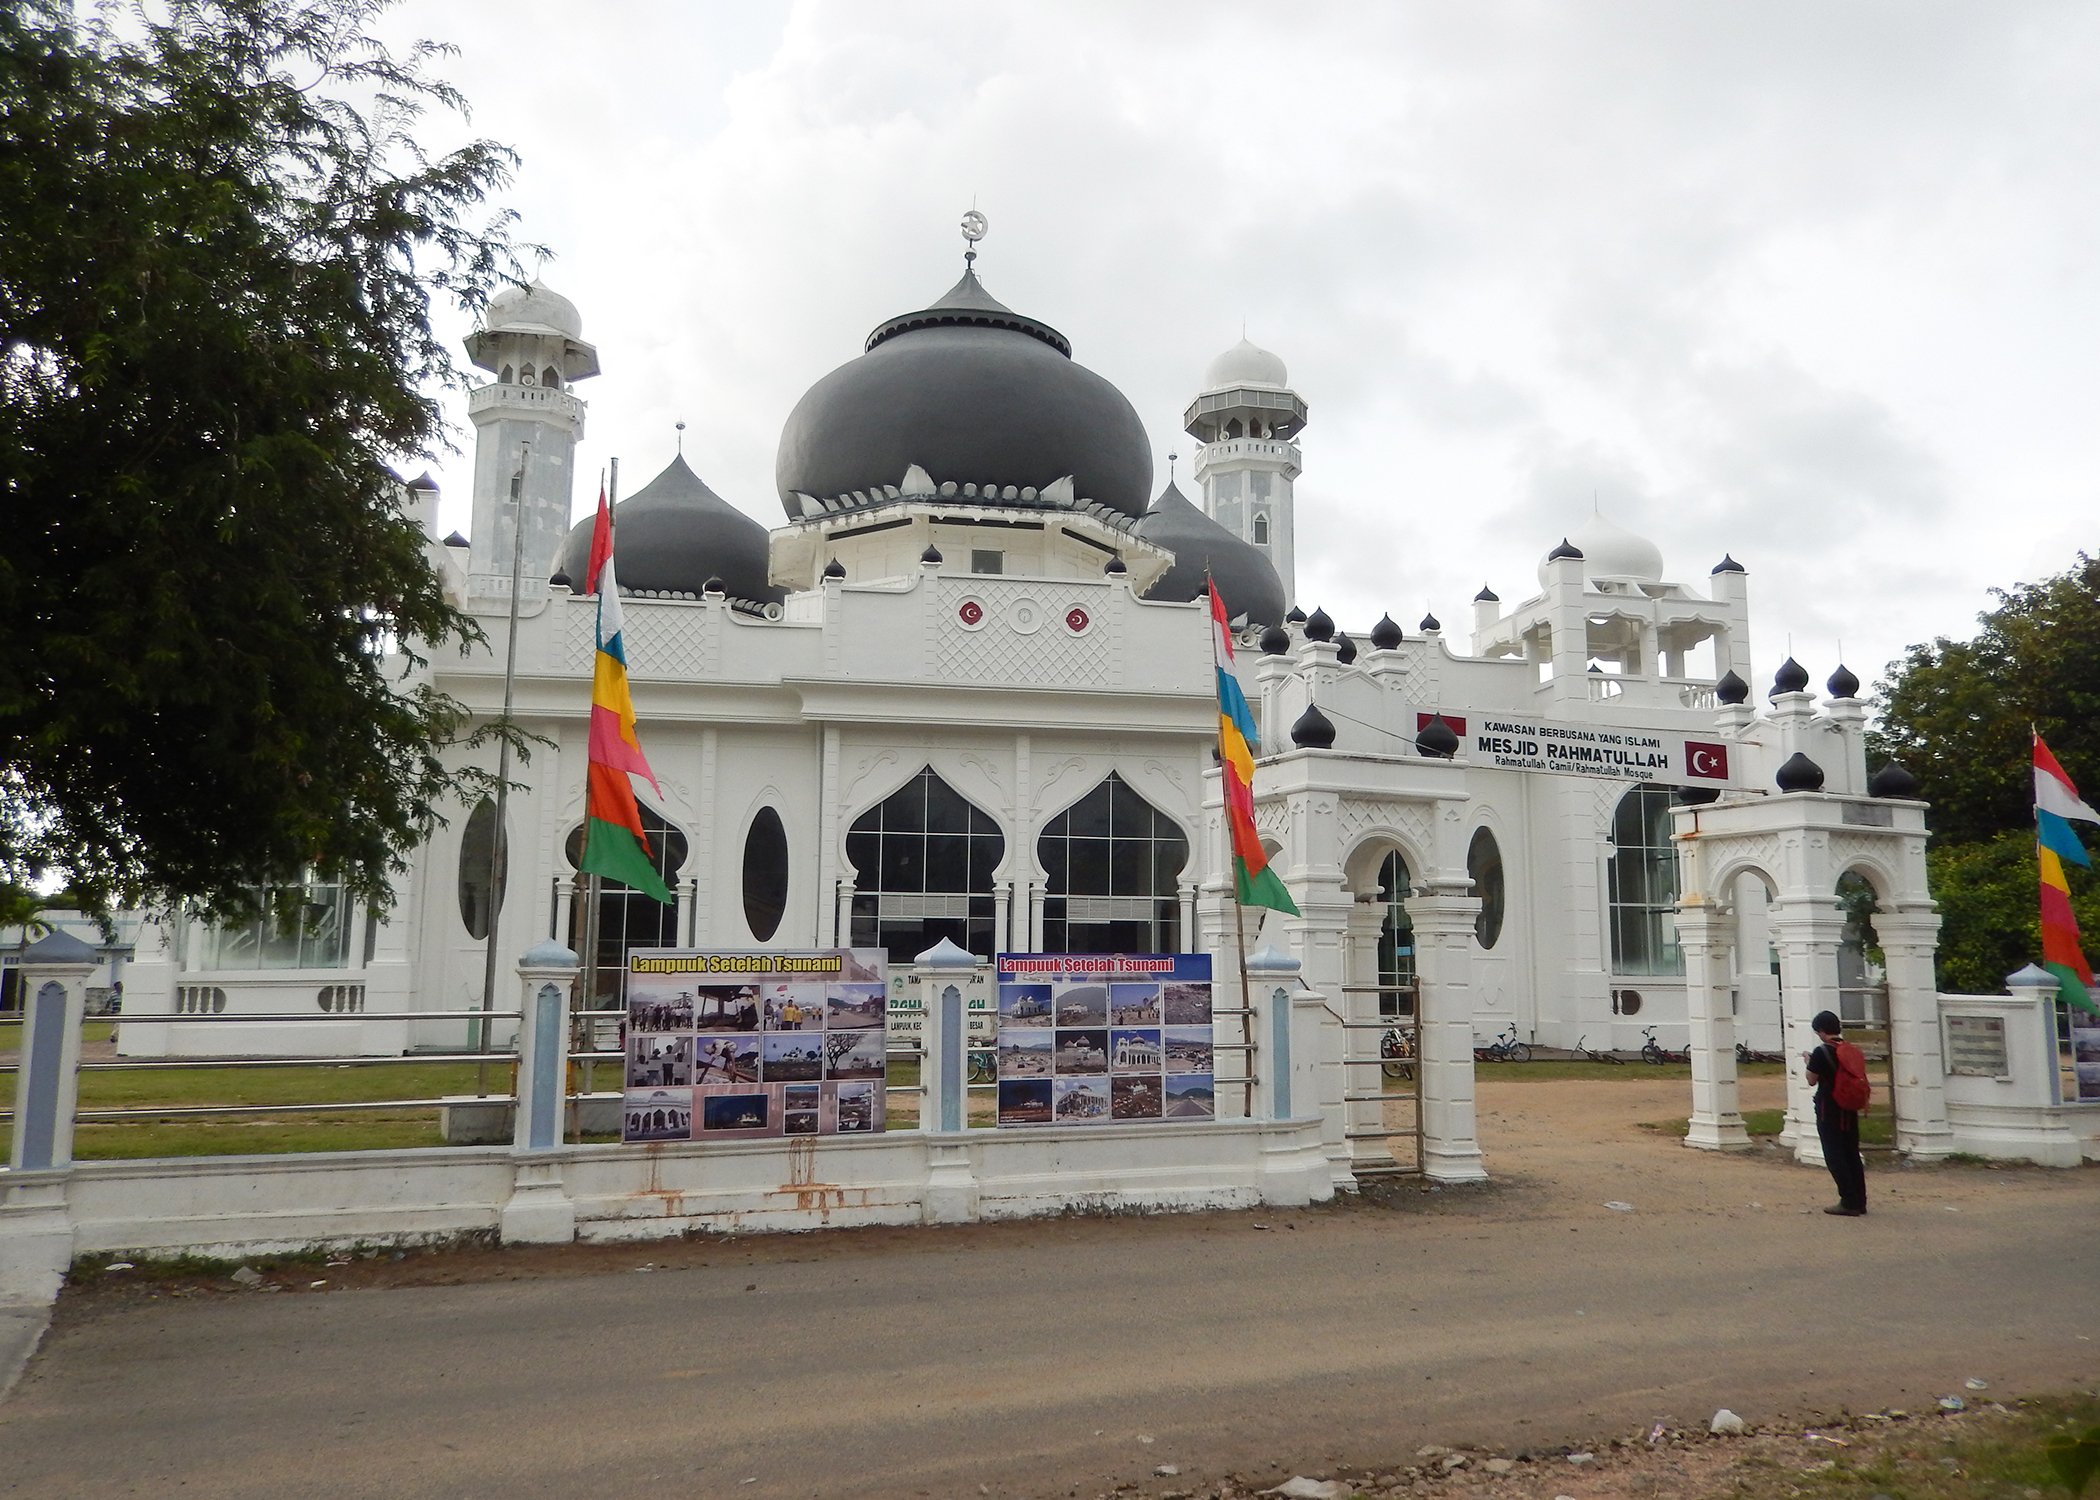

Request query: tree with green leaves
[
  {"left": 1869, "top": 552, "right": 2100, "bottom": 991},
  {"left": 0, "top": 0, "right": 531, "bottom": 918}
]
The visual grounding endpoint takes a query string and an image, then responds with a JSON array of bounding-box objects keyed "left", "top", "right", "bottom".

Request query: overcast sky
[{"left": 386, "top": 0, "right": 2098, "bottom": 700}]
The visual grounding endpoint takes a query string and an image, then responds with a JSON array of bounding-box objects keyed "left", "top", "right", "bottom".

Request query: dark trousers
[{"left": 1817, "top": 1106, "right": 1867, "bottom": 1211}]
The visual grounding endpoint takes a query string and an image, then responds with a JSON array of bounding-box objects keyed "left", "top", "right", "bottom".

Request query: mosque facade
[{"left": 121, "top": 249, "right": 1912, "bottom": 1064}]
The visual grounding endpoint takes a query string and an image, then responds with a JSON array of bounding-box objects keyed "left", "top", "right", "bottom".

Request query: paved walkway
[{"left": 2, "top": 1078, "right": 2094, "bottom": 1498}]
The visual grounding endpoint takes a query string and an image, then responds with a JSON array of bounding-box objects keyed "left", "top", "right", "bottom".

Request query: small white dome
[
  {"left": 1204, "top": 337, "right": 1289, "bottom": 392},
  {"left": 1570, "top": 510, "right": 1664, "bottom": 583},
  {"left": 485, "top": 279, "right": 583, "bottom": 340}
]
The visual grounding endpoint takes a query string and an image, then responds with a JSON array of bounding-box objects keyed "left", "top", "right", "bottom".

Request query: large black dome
[
  {"left": 1134, "top": 481, "right": 1287, "bottom": 627},
  {"left": 559, "top": 454, "right": 783, "bottom": 605},
  {"left": 774, "top": 268, "right": 1153, "bottom": 521}
]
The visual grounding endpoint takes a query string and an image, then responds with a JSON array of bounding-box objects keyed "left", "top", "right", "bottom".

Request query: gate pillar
[
  {"left": 1678, "top": 900, "right": 1749, "bottom": 1149},
  {"left": 1412, "top": 886, "right": 1488, "bottom": 1183}
]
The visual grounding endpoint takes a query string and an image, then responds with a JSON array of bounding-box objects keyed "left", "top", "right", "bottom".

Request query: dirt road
[{"left": 2, "top": 1075, "right": 2093, "bottom": 1499}]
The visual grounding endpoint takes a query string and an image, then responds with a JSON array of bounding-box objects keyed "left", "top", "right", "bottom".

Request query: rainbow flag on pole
[
  {"left": 1211, "top": 588, "right": 1298, "bottom": 916},
  {"left": 2035, "top": 731, "right": 2097, "bottom": 1013},
  {"left": 579, "top": 496, "right": 672, "bottom": 904}
]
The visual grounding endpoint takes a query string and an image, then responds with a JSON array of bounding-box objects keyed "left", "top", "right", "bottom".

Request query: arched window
[
  {"left": 742, "top": 806, "right": 790, "bottom": 942},
  {"left": 541, "top": 365, "right": 560, "bottom": 390},
  {"left": 1468, "top": 826, "right": 1505, "bottom": 949},
  {"left": 1376, "top": 850, "right": 1415, "bottom": 1015},
  {"left": 566, "top": 803, "right": 688, "bottom": 1003},
  {"left": 1836, "top": 871, "right": 1883, "bottom": 1025},
  {"left": 845, "top": 768, "right": 1003, "bottom": 963},
  {"left": 1038, "top": 773, "right": 1188, "bottom": 954},
  {"left": 1607, "top": 785, "right": 1682, "bottom": 976},
  {"left": 1252, "top": 512, "right": 1270, "bottom": 546},
  {"left": 498, "top": 364, "right": 514, "bottom": 384},
  {"left": 458, "top": 797, "right": 506, "bottom": 940}
]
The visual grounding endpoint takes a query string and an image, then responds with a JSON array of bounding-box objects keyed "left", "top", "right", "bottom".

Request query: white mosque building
[{"left": 121, "top": 245, "right": 1919, "bottom": 1064}]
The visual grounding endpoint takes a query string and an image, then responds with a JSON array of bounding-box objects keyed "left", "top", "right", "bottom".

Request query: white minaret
[
  {"left": 1183, "top": 337, "right": 1307, "bottom": 606},
  {"left": 462, "top": 280, "right": 600, "bottom": 595}
]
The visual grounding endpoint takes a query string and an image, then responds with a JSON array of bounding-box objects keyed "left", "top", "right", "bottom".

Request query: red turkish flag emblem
[{"left": 1684, "top": 741, "right": 1730, "bottom": 780}]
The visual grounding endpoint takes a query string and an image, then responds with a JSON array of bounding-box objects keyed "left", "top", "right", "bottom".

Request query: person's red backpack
[{"left": 1831, "top": 1039, "right": 1871, "bottom": 1112}]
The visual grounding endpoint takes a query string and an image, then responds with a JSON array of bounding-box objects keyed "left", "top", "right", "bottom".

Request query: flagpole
[
  {"left": 476, "top": 441, "right": 531, "bottom": 1089},
  {"left": 580, "top": 459, "right": 619, "bottom": 1022},
  {"left": 1208, "top": 574, "right": 1258, "bottom": 1116}
]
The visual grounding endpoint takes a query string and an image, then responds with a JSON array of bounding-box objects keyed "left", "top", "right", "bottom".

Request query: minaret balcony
[
  {"left": 1192, "top": 438, "right": 1301, "bottom": 481},
  {"left": 468, "top": 381, "right": 586, "bottom": 425}
]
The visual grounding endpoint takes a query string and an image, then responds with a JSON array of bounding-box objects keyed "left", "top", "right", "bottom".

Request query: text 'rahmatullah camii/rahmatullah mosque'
[{"left": 126, "top": 219, "right": 1956, "bottom": 1167}]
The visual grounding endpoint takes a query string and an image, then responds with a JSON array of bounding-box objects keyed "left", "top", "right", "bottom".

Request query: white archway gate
[{"left": 1673, "top": 790, "right": 1954, "bottom": 1163}]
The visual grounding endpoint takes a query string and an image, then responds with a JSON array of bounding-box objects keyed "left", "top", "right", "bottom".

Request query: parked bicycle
[
  {"left": 1735, "top": 1040, "right": 1785, "bottom": 1065},
  {"left": 1641, "top": 1026, "right": 1688, "bottom": 1065},
  {"left": 1472, "top": 1024, "right": 1533, "bottom": 1063},
  {"left": 1574, "top": 1034, "right": 1625, "bottom": 1065},
  {"left": 1380, "top": 1026, "right": 1416, "bottom": 1081}
]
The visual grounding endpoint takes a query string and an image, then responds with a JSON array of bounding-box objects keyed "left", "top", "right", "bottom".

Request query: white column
[
  {"left": 1679, "top": 902, "right": 1749, "bottom": 1149},
  {"left": 1881, "top": 906, "right": 1953, "bottom": 1158},
  {"left": 1412, "top": 886, "right": 1488, "bottom": 1182},
  {"left": 1771, "top": 897, "right": 1845, "bottom": 1162},
  {"left": 913, "top": 939, "right": 980, "bottom": 1224}
]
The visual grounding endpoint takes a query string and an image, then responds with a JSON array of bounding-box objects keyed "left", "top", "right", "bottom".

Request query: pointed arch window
[
  {"left": 1375, "top": 850, "right": 1416, "bottom": 1015},
  {"left": 1252, "top": 512, "right": 1270, "bottom": 546},
  {"left": 566, "top": 803, "right": 688, "bottom": 1003},
  {"left": 1038, "top": 773, "right": 1188, "bottom": 954},
  {"left": 1607, "top": 785, "right": 1682, "bottom": 976},
  {"left": 845, "top": 768, "right": 1003, "bottom": 963}
]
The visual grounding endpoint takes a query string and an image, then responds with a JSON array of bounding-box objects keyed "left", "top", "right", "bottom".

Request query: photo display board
[
  {"left": 622, "top": 948, "right": 888, "bottom": 1143},
  {"left": 2070, "top": 1005, "right": 2100, "bottom": 1102},
  {"left": 993, "top": 953, "right": 1213, "bottom": 1127}
]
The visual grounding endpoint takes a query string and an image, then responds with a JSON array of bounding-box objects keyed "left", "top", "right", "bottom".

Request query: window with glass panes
[
  {"left": 566, "top": 804, "right": 688, "bottom": 1004},
  {"left": 1375, "top": 850, "right": 1416, "bottom": 1015},
  {"left": 846, "top": 768, "right": 1003, "bottom": 964},
  {"left": 1607, "top": 785, "right": 1683, "bottom": 976},
  {"left": 200, "top": 874, "right": 354, "bottom": 970},
  {"left": 1039, "top": 773, "right": 1189, "bottom": 954}
]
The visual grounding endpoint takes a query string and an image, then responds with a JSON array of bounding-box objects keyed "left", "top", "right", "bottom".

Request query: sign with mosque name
[
  {"left": 1433, "top": 711, "right": 1734, "bottom": 787},
  {"left": 1943, "top": 1012, "right": 2011, "bottom": 1078},
  {"left": 991, "top": 953, "right": 1214, "bottom": 1127},
  {"left": 620, "top": 947, "right": 888, "bottom": 1143},
  {"left": 884, "top": 970, "right": 996, "bottom": 1044}
]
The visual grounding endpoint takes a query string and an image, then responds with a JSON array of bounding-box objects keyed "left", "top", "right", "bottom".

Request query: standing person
[{"left": 1804, "top": 1009, "right": 1867, "bottom": 1216}]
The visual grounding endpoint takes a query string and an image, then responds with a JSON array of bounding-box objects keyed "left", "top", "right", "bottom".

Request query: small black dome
[
  {"left": 549, "top": 570, "right": 572, "bottom": 590},
  {"left": 702, "top": 576, "right": 724, "bottom": 595},
  {"left": 559, "top": 454, "right": 783, "bottom": 606},
  {"left": 1715, "top": 670, "right": 1750, "bottom": 705},
  {"left": 1776, "top": 751, "right": 1825, "bottom": 792},
  {"left": 822, "top": 556, "right": 846, "bottom": 579},
  {"left": 1416, "top": 715, "right": 1460, "bottom": 759},
  {"left": 1134, "top": 481, "right": 1287, "bottom": 626},
  {"left": 1419, "top": 612, "right": 1441, "bottom": 633},
  {"left": 1711, "top": 553, "right": 1746, "bottom": 575},
  {"left": 920, "top": 544, "right": 943, "bottom": 564},
  {"left": 1868, "top": 762, "right": 1920, "bottom": 798},
  {"left": 1335, "top": 633, "right": 1357, "bottom": 665},
  {"left": 1370, "top": 614, "right": 1403, "bottom": 650},
  {"left": 1291, "top": 703, "right": 1337, "bottom": 750},
  {"left": 1259, "top": 624, "right": 1291, "bottom": 655},
  {"left": 1286, "top": 606, "right": 1308, "bottom": 625},
  {"left": 1304, "top": 607, "right": 1334, "bottom": 643},
  {"left": 1546, "top": 538, "right": 1584, "bottom": 562},
  {"left": 1104, "top": 554, "right": 1127, "bottom": 575},
  {"left": 1771, "top": 657, "right": 1810, "bottom": 695},
  {"left": 1676, "top": 785, "right": 1721, "bottom": 805},
  {"left": 1827, "top": 664, "right": 1861, "bottom": 699},
  {"left": 441, "top": 531, "right": 469, "bottom": 548},
  {"left": 1474, "top": 583, "right": 1499, "bottom": 603}
]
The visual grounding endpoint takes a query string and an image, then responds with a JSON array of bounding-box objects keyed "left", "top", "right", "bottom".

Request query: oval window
[
  {"left": 743, "top": 806, "right": 790, "bottom": 942},
  {"left": 458, "top": 798, "right": 506, "bottom": 940},
  {"left": 1468, "top": 826, "right": 1505, "bottom": 950}
]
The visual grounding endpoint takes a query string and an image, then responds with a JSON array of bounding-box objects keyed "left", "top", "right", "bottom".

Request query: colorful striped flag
[
  {"left": 1211, "top": 588, "right": 1299, "bottom": 916},
  {"left": 2035, "top": 731, "right": 2096, "bottom": 1014},
  {"left": 579, "top": 503, "right": 672, "bottom": 904}
]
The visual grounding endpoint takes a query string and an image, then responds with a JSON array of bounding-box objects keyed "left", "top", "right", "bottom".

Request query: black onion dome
[
  {"left": 1286, "top": 606, "right": 1308, "bottom": 625},
  {"left": 1291, "top": 703, "right": 1336, "bottom": 749},
  {"left": 1419, "top": 611, "right": 1441, "bottom": 632},
  {"left": 1103, "top": 554, "right": 1127, "bottom": 575},
  {"left": 1416, "top": 715, "right": 1460, "bottom": 759},
  {"left": 1473, "top": 583, "right": 1499, "bottom": 603},
  {"left": 774, "top": 267, "right": 1152, "bottom": 521},
  {"left": 1676, "top": 785, "right": 1721, "bottom": 805},
  {"left": 1775, "top": 752, "right": 1825, "bottom": 792},
  {"left": 1134, "top": 480, "right": 1287, "bottom": 626},
  {"left": 1335, "top": 633, "right": 1357, "bottom": 665},
  {"left": 822, "top": 556, "right": 846, "bottom": 579},
  {"left": 1771, "top": 657, "right": 1810, "bottom": 695},
  {"left": 1370, "top": 614, "right": 1403, "bottom": 650},
  {"left": 1868, "top": 762, "right": 1920, "bottom": 798},
  {"left": 1711, "top": 553, "right": 1746, "bottom": 575},
  {"left": 1304, "top": 607, "right": 1334, "bottom": 643},
  {"left": 1827, "top": 664, "right": 1861, "bottom": 699},
  {"left": 441, "top": 531, "right": 469, "bottom": 549},
  {"left": 920, "top": 544, "right": 942, "bottom": 564},
  {"left": 558, "top": 454, "right": 784, "bottom": 605},
  {"left": 1259, "top": 624, "right": 1291, "bottom": 655},
  {"left": 1715, "top": 670, "right": 1750, "bottom": 705},
  {"left": 1546, "top": 538, "right": 1584, "bottom": 562}
]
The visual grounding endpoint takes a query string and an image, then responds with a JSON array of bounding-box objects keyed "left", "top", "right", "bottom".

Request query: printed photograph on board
[
  {"left": 1109, "top": 983, "right": 1160, "bottom": 1025},
  {"left": 626, "top": 986, "right": 694, "bottom": 1033},
  {"left": 998, "top": 984, "right": 1054, "bottom": 1027},
  {"left": 694, "top": 1034, "right": 760, "bottom": 1085},
  {"left": 1054, "top": 1027, "right": 1109, "bottom": 1074},
  {"left": 700, "top": 1089, "right": 771, "bottom": 1135},
  {"left": 1163, "top": 1027, "right": 1213, "bottom": 1075},
  {"left": 827, "top": 1030, "right": 888, "bottom": 1080},
  {"left": 762, "top": 985, "right": 822, "bottom": 1031},
  {"left": 1053, "top": 1076, "right": 1112, "bottom": 1122},
  {"left": 835, "top": 1080, "right": 880, "bottom": 1133},
  {"left": 1109, "top": 1028, "right": 1161, "bottom": 1072},
  {"left": 1162, "top": 982, "right": 1212, "bottom": 1026},
  {"left": 782, "top": 1083, "right": 822, "bottom": 1112},
  {"left": 694, "top": 984, "right": 762, "bottom": 1031},
  {"left": 1053, "top": 983, "right": 1109, "bottom": 1028},
  {"left": 1111, "top": 1074, "right": 1163, "bottom": 1120},
  {"left": 998, "top": 1029, "right": 1054, "bottom": 1078},
  {"left": 827, "top": 984, "right": 887, "bottom": 1029},
  {"left": 761, "top": 1033, "right": 825, "bottom": 1082},
  {"left": 784, "top": 1110, "right": 821, "bottom": 1136},
  {"left": 624, "top": 1088, "right": 693, "bottom": 1141},
  {"left": 998, "top": 1078, "right": 1053, "bottom": 1125},
  {"left": 1165, "top": 1073, "right": 1216, "bottom": 1118},
  {"left": 628, "top": 1033, "right": 692, "bottom": 1088}
]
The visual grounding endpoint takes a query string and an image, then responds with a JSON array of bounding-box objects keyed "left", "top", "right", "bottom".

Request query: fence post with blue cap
[
  {"left": 914, "top": 938, "right": 981, "bottom": 1224},
  {"left": 501, "top": 940, "right": 580, "bottom": 1245},
  {"left": 1246, "top": 945, "right": 1299, "bottom": 1121},
  {"left": 9, "top": 930, "right": 99, "bottom": 1174}
]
